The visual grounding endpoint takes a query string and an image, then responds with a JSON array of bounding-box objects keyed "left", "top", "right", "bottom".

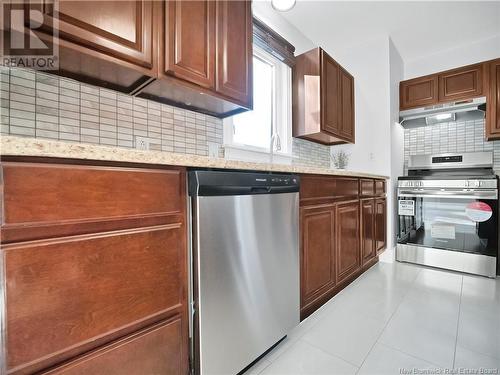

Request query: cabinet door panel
[
  {"left": 438, "top": 64, "right": 483, "bottom": 102},
  {"left": 5, "top": 224, "right": 185, "bottom": 373},
  {"left": 487, "top": 59, "right": 500, "bottom": 140},
  {"left": 400, "top": 76, "right": 438, "bottom": 110},
  {"left": 35, "top": 1, "right": 155, "bottom": 69},
  {"left": 340, "top": 68, "right": 355, "bottom": 142},
  {"left": 43, "top": 319, "right": 184, "bottom": 375},
  {"left": 301, "top": 205, "right": 336, "bottom": 306},
  {"left": 336, "top": 201, "right": 361, "bottom": 283},
  {"left": 215, "top": 0, "right": 252, "bottom": 107},
  {"left": 375, "top": 198, "right": 387, "bottom": 254},
  {"left": 321, "top": 50, "right": 341, "bottom": 135},
  {"left": 361, "top": 199, "right": 375, "bottom": 265},
  {"left": 165, "top": 1, "right": 215, "bottom": 88}
]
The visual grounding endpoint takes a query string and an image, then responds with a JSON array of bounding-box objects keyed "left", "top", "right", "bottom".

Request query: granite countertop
[{"left": 0, "top": 136, "right": 389, "bottom": 180}]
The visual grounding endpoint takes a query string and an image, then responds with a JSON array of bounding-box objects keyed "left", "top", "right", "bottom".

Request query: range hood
[{"left": 399, "top": 96, "right": 486, "bottom": 128}]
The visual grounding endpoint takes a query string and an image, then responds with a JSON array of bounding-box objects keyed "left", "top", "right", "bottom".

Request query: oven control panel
[{"left": 398, "top": 179, "right": 498, "bottom": 189}]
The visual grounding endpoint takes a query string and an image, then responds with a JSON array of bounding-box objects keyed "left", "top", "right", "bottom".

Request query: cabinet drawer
[
  {"left": 43, "top": 319, "right": 184, "bottom": 375},
  {"left": 375, "top": 180, "right": 386, "bottom": 196},
  {"left": 359, "top": 179, "right": 375, "bottom": 197},
  {"left": 5, "top": 224, "right": 185, "bottom": 373},
  {"left": 300, "top": 175, "right": 359, "bottom": 203},
  {"left": 1, "top": 162, "right": 184, "bottom": 241}
]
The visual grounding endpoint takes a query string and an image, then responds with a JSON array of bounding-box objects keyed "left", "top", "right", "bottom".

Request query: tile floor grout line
[
  {"left": 452, "top": 276, "right": 464, "bottom": 369},
  {"left": 300, "top": 337, "right": 361, "bottom": 370},
  {"left": 378, "top": 341, "right": 443, "bottom": 368},
  {"left": 353, "top": 264, "right": 422, "bottom": 374},
  {"left": 374, "top": 269, "right": 463, "bottom": 370}
]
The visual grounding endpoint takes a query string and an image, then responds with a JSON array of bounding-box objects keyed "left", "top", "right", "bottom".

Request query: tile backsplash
[
  {"left": 404, "top": 119, "right": 500, "bottom": 172},
  {"left": 0, "top": 67, "right": 331, "bottom": 168}
]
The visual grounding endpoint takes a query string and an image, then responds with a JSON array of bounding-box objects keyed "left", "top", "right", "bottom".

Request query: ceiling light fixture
[{"left": 271, "top": 0, "right": 296, "bottom": 12}]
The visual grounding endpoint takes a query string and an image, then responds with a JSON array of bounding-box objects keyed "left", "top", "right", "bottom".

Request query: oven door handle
[{"left": 398, "top": 189, "right": 498, "bottom": 199}]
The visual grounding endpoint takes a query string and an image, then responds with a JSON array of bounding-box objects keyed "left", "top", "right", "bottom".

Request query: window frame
[{"left": 223, "top": 44, "right": 293, "bottom": 160}]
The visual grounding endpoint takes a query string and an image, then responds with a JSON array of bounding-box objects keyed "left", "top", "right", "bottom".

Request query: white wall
[
  {"left": 327, "top": 36, "right": 391, "bottom": 178},
  {"left": 253, "top": 3, "right": 393, "bottom": 179},
  {"left": 382, "top": 38, "right": 405, "bottom": 262},
  {"left": 252, "top": 2, "right": 315, "bottom": 55},
  {"left": 405, "top": 35, "right": 500, "bottom": 79}
]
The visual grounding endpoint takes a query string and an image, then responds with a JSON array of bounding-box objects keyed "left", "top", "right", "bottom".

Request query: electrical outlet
[{"left": 135, "top": 137, "right": 150, "bottom": 150}]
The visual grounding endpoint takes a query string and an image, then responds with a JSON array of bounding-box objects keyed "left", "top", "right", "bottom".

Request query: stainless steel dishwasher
[{"left": 188, "top": 170, "right": 300, "bottom": 375}]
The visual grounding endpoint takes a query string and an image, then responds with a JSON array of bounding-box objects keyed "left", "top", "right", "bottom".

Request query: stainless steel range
[{"left": 396, "top": 152, "right": 499, "bottom": 278}]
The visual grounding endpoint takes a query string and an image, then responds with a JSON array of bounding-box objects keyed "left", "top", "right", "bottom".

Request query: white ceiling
[{"left": 271, "top": 1, "right": 500, "bottom": 62}]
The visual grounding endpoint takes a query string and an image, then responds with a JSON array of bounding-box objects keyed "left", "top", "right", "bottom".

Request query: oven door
[{"left": 397, "top": 188, "right": 498, "bottom": 257}]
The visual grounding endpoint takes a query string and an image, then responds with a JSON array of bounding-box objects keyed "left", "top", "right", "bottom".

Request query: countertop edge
[{"left": 0, "top": 136, "right": 390, "bottom": 180}]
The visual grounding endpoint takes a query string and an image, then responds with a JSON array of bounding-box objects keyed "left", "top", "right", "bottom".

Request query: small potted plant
[{"left": 331, "top": 150, "right": 349, "bottom": 170}]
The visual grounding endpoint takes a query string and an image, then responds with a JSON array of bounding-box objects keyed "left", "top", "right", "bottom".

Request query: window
[{"left": 223, "top": 45, "right": 293, "bottom": 161}]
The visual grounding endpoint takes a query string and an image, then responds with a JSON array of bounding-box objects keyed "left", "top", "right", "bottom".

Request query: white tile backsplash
[
  {"left": 404, "top": 119, "right": 500, "bottom": 172},
  {"left": 0, "top": 66, "right": 332, "bottom": 168}
]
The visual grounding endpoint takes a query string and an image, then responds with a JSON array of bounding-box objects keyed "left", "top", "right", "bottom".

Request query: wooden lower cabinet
[
  {"left": 361, "top": 199, "right": 376, "bottom": 266},
  {"left": 300, "top": 204, "right": 336, "bottom": 312},
  {"left": 375, "top": 198, "right": 387, "bottom": 254},
  {"left": 300, "top": 175, "right": 386, "bottom": 319},
  {"left": 1, "top": 159, "right": 189, "bottom": 375},
  {"left": 335, "top": 201, "right": 361, "bottom": 283}
]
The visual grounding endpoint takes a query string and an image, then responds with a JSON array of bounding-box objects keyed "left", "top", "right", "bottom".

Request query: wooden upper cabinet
[
  {"left": 300, "top": 205, "right": 336, "bottom": 311},
  {"left": 339, "top": 68, "right": 355, "bottom": 142},
  {"left": 17, "top": 0, "right": 253, "bottom": 117},
  {"left": 44, "top": 0, "right": 155, "bottom": 69},
  {"left": 486, "top": 59, "right": 500, "bottom": 140},
  {"left": 164, "top": 1, "right": 215, "bottom": 89},
  {"left": 400, "top": 75, "right": 438, "bottom": 110},
  {"left": 321, "top": 51, "right": 341, "bottom": 136},
  {"left": 215, "top": 0, "right": 253, "bottom": 107},
  {"left": 293, "top": 48, "right": 355, "bottom": 145},
  {"left": 438, "top": 63, "right": 484, "bottom": 102},
  {"left": 375, "top": 198, "right": 387, "bottom": 254},
  {"left": 336, "top": 201, "right": 361, "bottom": 284},
  {"left": 138, "top": 0, "right": 253, "bottom": 117},
  {"left": 400, "top": 62, "right": 488, "bottom": 111}
]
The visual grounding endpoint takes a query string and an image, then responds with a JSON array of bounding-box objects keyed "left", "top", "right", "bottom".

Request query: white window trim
[{"left": 223, "top": 45, "right": 293, "bottom": 163}]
